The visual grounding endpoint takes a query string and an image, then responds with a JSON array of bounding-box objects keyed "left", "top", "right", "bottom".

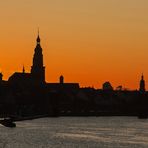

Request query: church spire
[
  {"left": 37, "top": 28, "right": 40, "bottom": 44},
  {"left": 22, "top": 65, "right": 25, "bottom": 73},
  {"left": 139, "top": 73, "right": 145, "bottom": 92},
  {"left": 141, "top": 73, "right": 144, "bottom": 80},
  {"left": 31, "top": 30, "right": 45, "bottom": 84}
]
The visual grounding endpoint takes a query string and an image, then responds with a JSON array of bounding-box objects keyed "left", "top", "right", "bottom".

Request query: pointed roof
[
  {"left": 37, "top": 28, "right": 40, "bottom": 44},
  {"left": 141, "top": 73, "right": 144, "bottom": 80},
  {"left": 23, "top": 65, "right": 25, "bottom": 73}
]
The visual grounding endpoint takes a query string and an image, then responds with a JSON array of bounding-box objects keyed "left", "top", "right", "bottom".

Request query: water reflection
[{"left": 0, "top": 117, "right": 148, "bottom": 148}]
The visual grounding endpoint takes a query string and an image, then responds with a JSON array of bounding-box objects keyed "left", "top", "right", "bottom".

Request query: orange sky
[{"left": 0, "top": 0, "right": 148, "bottom": 90}]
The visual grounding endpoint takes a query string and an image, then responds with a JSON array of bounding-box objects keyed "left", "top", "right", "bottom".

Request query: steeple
[
  {"left": 0, "top": 72, "right": 3, "bottom": 83},
  {"left": 31, "top": 30, "right": 45, "bottom": 84},
  {"left": 22, "top": 65, "right": 25, "bottom": 73},
  {"left": 141, "top": 73, "right": 144, "bottom": 80},
  {"left": 139, "top": 73, "right": 145, "bottom": 92},
  {"left": 59, "top": 75, "right": 64, "bottom": 84},
  {"left": 37, "top": 28, "right": 40, "bottom": 44}
]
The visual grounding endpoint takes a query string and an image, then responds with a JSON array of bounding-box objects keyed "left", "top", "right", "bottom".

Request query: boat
[{"left": 0, "top": 118, "right": 16, "bottom": 128}]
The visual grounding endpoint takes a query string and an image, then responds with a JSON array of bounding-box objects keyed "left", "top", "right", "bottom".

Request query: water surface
[{"left": 0, "top": 117, "right": 148, "bottom": 148}]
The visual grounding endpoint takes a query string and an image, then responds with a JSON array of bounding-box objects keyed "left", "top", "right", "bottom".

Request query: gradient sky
[{"left": 0, "top": 0, "right": 148, "bottom": 90}]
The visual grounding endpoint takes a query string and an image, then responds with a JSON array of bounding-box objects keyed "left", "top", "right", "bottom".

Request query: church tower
[
  {"left": 31, "top": 31, "right": 45, "bottom": 83},
  {"left": 139, "top": 74, "right": 145, "bottom": 92}
]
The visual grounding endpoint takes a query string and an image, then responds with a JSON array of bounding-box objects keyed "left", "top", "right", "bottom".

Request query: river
[{"left": 0, "top": 117, "right": 148, "bottom": 148}]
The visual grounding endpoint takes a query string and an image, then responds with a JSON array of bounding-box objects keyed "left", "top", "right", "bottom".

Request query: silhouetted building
[
  {"left": 47, "top": 75, "right": 79, "bottom": 92},
  {"left": 8, "top": 72, "right": 31, "bottom": 87},
  {"left": 8, "top": 65, "right": 31, "bottom": 87},
  {"left": 7, "top": 32, "right": 79, "bottom": 92},
  {"left": 116, "top": 85, "right": 122, "bottom": 91},
  {"left": 102, "top": 81, "right": 113, "bottom": 91},
  {"left": 1, "top": 31, "right": 148, "bottom": 118},
  {"left": 139, "top": 74, "right": 145, "bottom": 92},
  {"left": 22, "top": 66, "right": 25, "bottom": 73},
  {"left": 8, "top": 33, "right": 46, "bottom": 87},
  {"left": 31, "top": 32, "right": 45, "bottom": 84},
  {"left": 60, "top": 75, "right": 64, "bottom": 84},
  {"left": 0, "top": 73, "right": 3, "bottom": 82}
]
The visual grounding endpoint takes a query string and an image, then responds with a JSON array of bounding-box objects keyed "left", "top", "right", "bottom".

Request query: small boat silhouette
[{"left": 0, "top": 118, "right": 16, "bottom": 128}]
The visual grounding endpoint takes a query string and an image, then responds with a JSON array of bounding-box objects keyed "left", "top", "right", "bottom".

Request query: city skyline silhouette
[
  {"left": 0, "top": 32, "right": 146, "bottom": 91},
  {"left": 0, "top": 2, "right": 148, "bottom": 148},
  {"left": 0, "top": 33, "right": 147, "bottom": 120}
]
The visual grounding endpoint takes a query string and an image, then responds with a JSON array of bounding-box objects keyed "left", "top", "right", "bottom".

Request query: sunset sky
[{"left": 0, "top": 0, "right": 148, "bottom": 90}]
